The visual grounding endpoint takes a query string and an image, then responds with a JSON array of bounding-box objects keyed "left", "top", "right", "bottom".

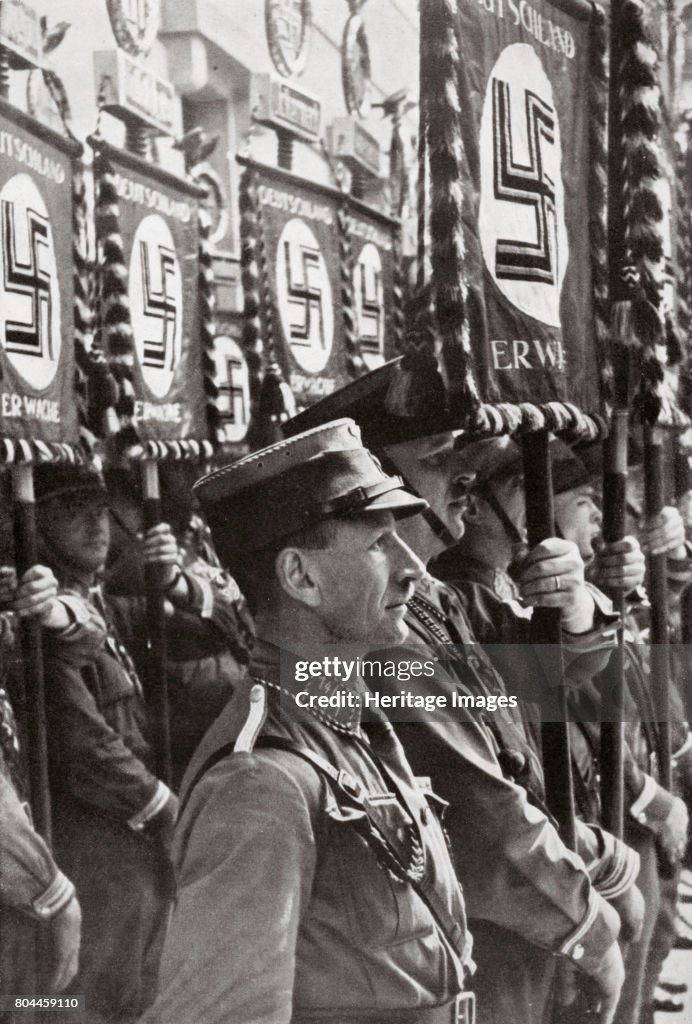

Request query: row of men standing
[{"left": 2, "top": 355, "right": 692, "bottom": 1024}]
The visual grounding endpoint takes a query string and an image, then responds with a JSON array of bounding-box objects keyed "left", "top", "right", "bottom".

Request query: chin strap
[
  {"left": 375, "top": 448, "right": 457, "bottom": 550},
  {"left": 474, "top": 483, "right": 526, "bottom": 547}
]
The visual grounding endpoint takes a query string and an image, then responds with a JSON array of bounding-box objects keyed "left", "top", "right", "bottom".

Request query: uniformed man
[
  {"left": 549, "top": 443, "right": 691, "bottom": 1024},
  {"left": 437, "top": 435, "right": 685, "bottom": 1024},
  {"left": 284, "top": 360, "right": 635, "bottom": 1024},
  {"left": 31, "top": 461, "right": 236, "bottom": 1023},
  {"left": 140, "top": 419, "right": 473, "bottom": 1024},
  {"left": 0, "top": 564, "right": 86, "bottom": 1012}
]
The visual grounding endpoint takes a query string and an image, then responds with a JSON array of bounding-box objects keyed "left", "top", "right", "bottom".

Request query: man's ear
[
  {"left": 463, "top": 494, "right": 483, "bottom": 525},
  {"left": 274, "top": 547, "right": 322, "bottom": 608}
]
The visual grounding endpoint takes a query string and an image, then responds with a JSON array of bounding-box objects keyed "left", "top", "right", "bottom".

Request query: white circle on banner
[
  {"left": 213, "top": 335, "right": 251, "bottom": 444},
  {"left": 276, "top": 218, "right": 333, "bottom": 374},
  {"left": 479, "top": 43, "right": 568, "bottom": 328},
  {"left": 354, "top": 241, "right": 384, "bottom": 370},
  {"left": 0, "top": 173, "right": 61, "bottom": 390},
  {"left": 129, "top": 214, "right": 183, "bottom": 399}
]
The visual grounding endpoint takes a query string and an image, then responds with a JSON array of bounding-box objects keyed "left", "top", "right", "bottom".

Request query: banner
[
  {"left": 250, "top": 161, "right": 346, "bottom": 407},
  {"left": 453, "top": 0, "right": 600, "bottom": 411},
  {"left": 348, "top": 197, "right": 401, "bottom": 370},
  {"left": 103, "top": 146, "right": 208, "bottom": 443},
  {"left": 0, "top": 100, "right": 81, "bottom": 445}
]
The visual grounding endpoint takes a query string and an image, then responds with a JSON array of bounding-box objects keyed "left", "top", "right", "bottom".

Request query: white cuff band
[
  {"left": 128, "top": 781, "right": 170, "bottom": 831},
  {"left": 32, "top": 871, "right": 75, "bottom": 920},
  {"left": 629, "top": 774, "right": 658, "bottom": 821}
]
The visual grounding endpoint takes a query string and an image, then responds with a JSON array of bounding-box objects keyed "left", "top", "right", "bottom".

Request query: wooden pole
[
  {"left": 522, "top": 430, "right": 576, "bottom": 850},
  {"left": 643, "top": 426, "right": 672, "bottom": 790},
  {"left": 11, "top": 463, "right": 51, "bottom": 843},
  {"left": 140, "top": 458, "right": 171, "bottom": 786},
  {"left": 600, "top": 411, "right": 628, "bottom": 839},
  {"left": 600, "top": 0, "right": 633, "bottom": 841},
  {"left": 674, "top": 436, "right": 692, "bottom": 648}
]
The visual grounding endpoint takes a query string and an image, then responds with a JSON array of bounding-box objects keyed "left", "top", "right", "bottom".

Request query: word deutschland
[
  {"left": 470, "top": 0, "right": 576, "bottom": 60},
  {"left": 0, "top": 131, "right": 65, "bottom": 185}
]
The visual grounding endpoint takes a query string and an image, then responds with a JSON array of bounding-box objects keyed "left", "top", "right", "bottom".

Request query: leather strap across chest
[{"left": 182, "top": 729, "right": 466, "bottom": 961}]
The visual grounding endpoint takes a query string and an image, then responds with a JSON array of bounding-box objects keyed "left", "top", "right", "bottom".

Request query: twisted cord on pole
[
  {"left": 238, "top": 167, "right": 265, "bottom": 414},
  {"left": 423, "top": 0, "right": 478, "bottom": 418},
  {"left": 198, "top": 206, "right": 221, "bottom": 448},
  {"left": 391, "top": 225, "right": 406, "bottom": 356},
  {"left": 93, "top": 147, "right": 139, "bottom": 447},
  {"left": 72, "top": 158, "right": 100, "bottom": 452},
  {"left": 338, "top": 199, "right": 365, "bottom": 378},
  {"left": 616, "top": 0, "right": 667, "bottom": 424},
  {"left": 588, "top": 3, "right": 612, "bottom": 415}
]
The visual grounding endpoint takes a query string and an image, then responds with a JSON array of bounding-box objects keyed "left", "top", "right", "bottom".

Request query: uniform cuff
[
  {"left": 591, "top": 835, "right": 640, "bottom": 900},
  {"left": 32, "top": 871, "right": 75, "bottom": 921},
  {"left": 673, "top": 731, "right": 692, "bottom": 764},
  {"left": 561, "top": 586, "right": 619, "bottom": 644},
  {"left": 629, "top": 775, "right": 674, "bottom": 832},
  {"left": 559, "top": 891, "right": 620, "bottom": 975},
  {"left": 128, "top": 781, "right": 171, "bottom": 831}
]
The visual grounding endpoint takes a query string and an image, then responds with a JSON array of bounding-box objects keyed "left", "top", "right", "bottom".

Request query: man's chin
[{"left": 361, "top": 614, "right": 407, "bottom": 646}]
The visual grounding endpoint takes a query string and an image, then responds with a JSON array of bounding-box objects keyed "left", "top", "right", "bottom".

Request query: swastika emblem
[
  {"left": 354, "top": 242, "right": 384, "bottom": 370},
  {"left": 479, "top": 44, "right": 568, "bottom": 328},
  {"left": 493, "top": 81, "right": 556, "bottom": 285},
  {"left": 277, "top": 218, "right": 334, "bottom": 374},
  {"left": 212, "top": 335, "right": 251, "bottom": 445},
  {"left": 140, "top": 242, "right": 178, "bottom": 370},
  {"left": 0, "top": 174, "right": 61, "bottom": 390},
  {"left": 129, "top": 214, "right": 183, "bottom": 399}
]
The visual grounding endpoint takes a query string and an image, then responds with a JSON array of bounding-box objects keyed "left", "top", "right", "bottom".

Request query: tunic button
[
  {"left": 572, "top": 944, "right": 585, "bottom": 962},
  {"left": 421, "top": 807, "right": 430, "bottom": 825}
]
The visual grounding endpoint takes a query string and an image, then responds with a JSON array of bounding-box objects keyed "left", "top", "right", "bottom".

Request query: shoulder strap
[{"left": 180, "top": 732, "right": 466, "bottom": 959}]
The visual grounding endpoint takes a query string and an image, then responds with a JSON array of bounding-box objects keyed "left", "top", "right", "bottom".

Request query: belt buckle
[{"left": 453, "top": 992, "right": 475, "bottom": 1024}]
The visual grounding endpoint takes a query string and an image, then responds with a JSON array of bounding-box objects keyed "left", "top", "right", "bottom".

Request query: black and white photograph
[{"left": 1, "top": 1, "right": 692, "bottom": 1022}]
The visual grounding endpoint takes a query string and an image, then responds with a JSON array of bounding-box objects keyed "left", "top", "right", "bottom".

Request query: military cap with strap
[
  {"left": 454, "top": 436, "right": 525, "bottom": 545},
  {"left": 283, "top": 359, "right": 467, "bottom": 548},
  {"left": 283, "top": 357, "right": 465, "bottom": 450},
  {"left": 193, "top": 418, "right": 427, "bottom": 565}
]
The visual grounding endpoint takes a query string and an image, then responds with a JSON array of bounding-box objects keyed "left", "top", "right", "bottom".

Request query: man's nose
[{"left": 392, "top": 531, "right": 425, "bottom": 584}]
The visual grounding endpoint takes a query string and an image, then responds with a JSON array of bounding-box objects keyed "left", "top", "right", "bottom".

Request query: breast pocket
[
  {"left": 327, "top": 791, "right": 434, "bottom": 949},
  {"left": 84, "top": 648, "right": 135, "bottom": 711}
]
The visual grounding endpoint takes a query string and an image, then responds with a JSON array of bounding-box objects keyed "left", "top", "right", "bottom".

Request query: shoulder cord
[
  {"left": 252, "top": 733, "right": 465, "bottom": 958},
  {"left": 408, "top": 594, "right": 451, "bottom": 645},
  {"left": 178, "top": 713, "right": 464, "bottom": 957}
]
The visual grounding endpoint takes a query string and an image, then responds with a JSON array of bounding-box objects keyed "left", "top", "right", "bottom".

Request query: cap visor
[
  {"left": 363, "top": 487, "right": 428, "bottom": 521},
  {"left": 36, "top": 484, "right": 108, "bottom": 504}
]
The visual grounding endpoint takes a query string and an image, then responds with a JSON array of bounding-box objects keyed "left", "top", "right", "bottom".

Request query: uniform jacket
[
  {"left": 44, "top": 568, "right": 233, "bottom": 823},
  {"left": 444, "top": 559, "right": 678, "bottom": 840},
  {"left": 1, "top": 596, "right": 107, "bottom": 920},
  {"left": 142, "top": 639, "right": 470, "bottom": 1024},
  {"left": 400, "top": 574, "right": 632, "bottom": 968},
  {"left": 0, "top": 719, "right": 74, "bottom": 923}
]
